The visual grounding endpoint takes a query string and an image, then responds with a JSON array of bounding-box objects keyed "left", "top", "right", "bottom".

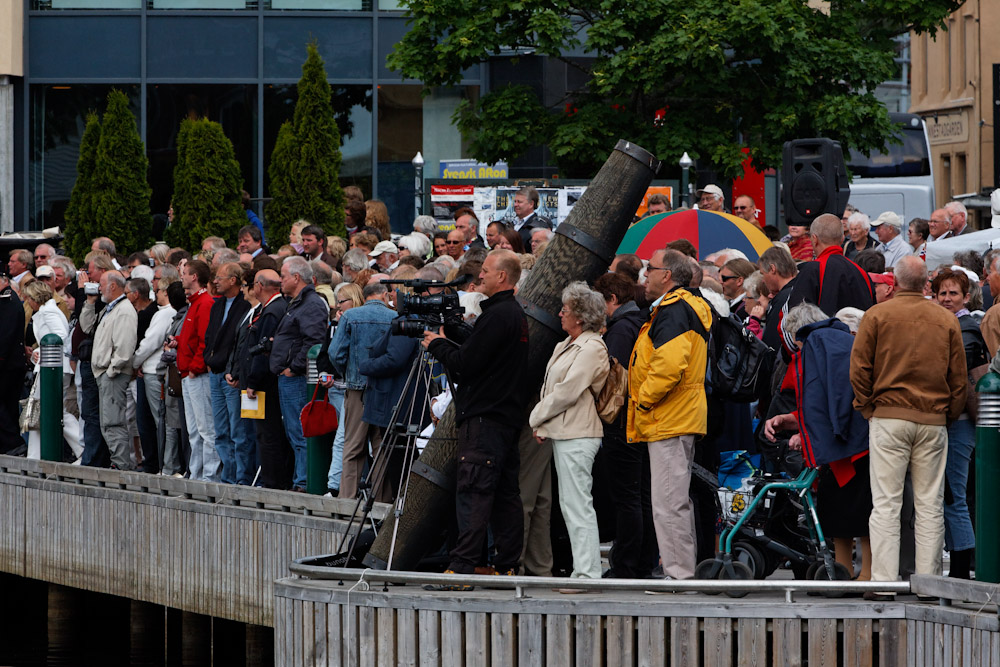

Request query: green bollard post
[
  {"left": 975, "top": 371, "right": 1000, "bottom": 583},
  {"left": 39, "top": 333, "right": 65, "bottom": 462},
  {"left": 306, "top": 345, "right": 333, "bottom": 495}
]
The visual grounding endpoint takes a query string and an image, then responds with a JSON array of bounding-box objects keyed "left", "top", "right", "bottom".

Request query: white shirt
[
  {"left": 133, "top": 304, "right": 177, "bottom": 375},
  {"left": 878, "top": 233, "right": 911, "bottom": 269}
]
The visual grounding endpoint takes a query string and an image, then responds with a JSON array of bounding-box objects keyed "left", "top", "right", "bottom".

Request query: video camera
[{"left": 381, "top": 277, "right": 473, "bottom": 341}]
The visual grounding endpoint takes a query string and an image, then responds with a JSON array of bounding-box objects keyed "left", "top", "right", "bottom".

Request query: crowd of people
[{"left": 0, "top": 183, "right": 989, "bottom": 592}]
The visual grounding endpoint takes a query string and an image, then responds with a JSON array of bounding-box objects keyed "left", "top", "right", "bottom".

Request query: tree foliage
[
  {"left": 388, "top": 0, "right": 963, "bottom": 178},
  {"left": 166, "top": 118, "right": 245, "bottom": 251},
  {"left": 63, "top": 112, "right": 101, "bottom": 264},
  {"left": 266, "top": 42, "right": 346, "bottom": 243},
  {"left": 92, "top": 89, "right": 152, "bottom": 253}
]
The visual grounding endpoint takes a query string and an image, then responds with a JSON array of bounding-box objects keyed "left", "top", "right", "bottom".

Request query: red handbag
[{"left": 300, "top": 382, "right": 339, "bottom": 437}]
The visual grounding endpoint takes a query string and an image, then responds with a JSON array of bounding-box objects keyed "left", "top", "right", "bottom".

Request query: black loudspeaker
[{"left": 782, "top": 138, "right": 851, "bottom": 226}]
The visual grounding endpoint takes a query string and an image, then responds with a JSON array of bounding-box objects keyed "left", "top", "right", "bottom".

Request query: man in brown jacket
[{"left": 850, "top": 255, "right": 967, "bottom": 598}]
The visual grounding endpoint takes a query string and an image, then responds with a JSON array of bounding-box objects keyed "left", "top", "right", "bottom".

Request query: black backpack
[{"left": 705, "top": 310, "right": 775, "bottom": 403}]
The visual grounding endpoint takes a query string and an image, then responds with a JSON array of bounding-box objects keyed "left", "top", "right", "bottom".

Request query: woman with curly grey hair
[{"left": 528, "top": 281, "right": 610, "bottom": 581}]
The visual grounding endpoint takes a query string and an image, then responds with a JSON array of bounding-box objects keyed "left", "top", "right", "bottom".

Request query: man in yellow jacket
[{"left": 627, "top": 248, "right": 713, "bottom": 579}]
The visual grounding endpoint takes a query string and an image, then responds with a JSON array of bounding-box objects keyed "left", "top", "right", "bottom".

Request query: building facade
[
  {"left": 910, "top": 2, "right": 999, "bottom": 220},
  {"left": 0, "top": 0, "right": 491, "bottom": 235}
]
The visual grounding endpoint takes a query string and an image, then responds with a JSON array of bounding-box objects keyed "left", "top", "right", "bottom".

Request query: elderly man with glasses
[{"left": 732, "top": 195, "right": 758, "bottom": 225}]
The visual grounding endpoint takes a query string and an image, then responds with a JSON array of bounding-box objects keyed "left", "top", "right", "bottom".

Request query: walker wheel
[
  {"left": 718, "top": 561, "right": 753, "bottom": 598},
  {"left": 694, "top": 558, "right": 723, "bottom": 595}
]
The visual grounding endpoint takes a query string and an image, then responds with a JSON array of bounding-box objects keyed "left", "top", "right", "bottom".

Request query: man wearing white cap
[
  {"left": 369, "top": 241, "right": 400, "bottom": 272},
  {"left": 871, "top": 211, "right": 910, "bottom": 269},
  {"left": 696, "top": 184, "right": 725, "bottom": 212}
]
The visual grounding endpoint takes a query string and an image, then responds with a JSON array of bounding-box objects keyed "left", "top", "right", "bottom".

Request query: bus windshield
[{"left": 847, "top": 124, "right": 931, "bottom": 178}]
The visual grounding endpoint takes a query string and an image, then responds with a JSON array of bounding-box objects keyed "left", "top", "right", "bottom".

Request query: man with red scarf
[{"left": 787, "top": 214, "right": 874, "bottom": 316}]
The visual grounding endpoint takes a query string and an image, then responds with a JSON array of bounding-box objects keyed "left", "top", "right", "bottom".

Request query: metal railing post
[
  {"left": 975, "top": 372, "right": 1000, "bottom": 583},
  {"left": 306, "top": 344, "right": 333, "bottom": 495},
  {"left": 39, "top": 333, "right": 64, "bottom": 462}
]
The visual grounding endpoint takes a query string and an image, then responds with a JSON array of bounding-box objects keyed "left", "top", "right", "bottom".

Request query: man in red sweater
[{"left": 177, "top": 259, "right": 219, "bottom": 482}]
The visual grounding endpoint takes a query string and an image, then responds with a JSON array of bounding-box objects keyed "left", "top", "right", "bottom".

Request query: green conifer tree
[
  {"left": 92, "top": 89, "right": 152, "bottom": 254},
  {"left": 63, "top": 112, "right": 101, "bottom": 264},
  {"left": 266, "top": 42, "right": 346, "bottom": 243},
  {"left": 168, "top": 118, "right": 245, "bottom": 251}
]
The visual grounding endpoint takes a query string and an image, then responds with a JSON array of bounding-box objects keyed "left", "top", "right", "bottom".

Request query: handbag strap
[{"left": 309, "top": 378, "right": 321, "bottom": 403}]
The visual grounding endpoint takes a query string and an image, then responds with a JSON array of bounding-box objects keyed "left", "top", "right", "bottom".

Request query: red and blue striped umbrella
[{"left": 617, "top": 209, "right": 772, "bottom": 261}]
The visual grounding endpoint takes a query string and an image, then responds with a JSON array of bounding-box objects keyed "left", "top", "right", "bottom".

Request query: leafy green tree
[
  {"left": 388, "top": 0, "right": 962, "bottom": 178},
  {"left": 63, "top": 112, "right": 101, "bottom": 264},
  {"left": 92, "top": 89, "right": 152, "bottom": 253},
  {"left": 167, "top": 118, "right": 245, "bottom": 251},
  {"left": 266, "top": 42, "right": 346, "bottom": 243}
]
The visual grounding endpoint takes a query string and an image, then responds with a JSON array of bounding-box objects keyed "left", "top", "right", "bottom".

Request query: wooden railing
[
  {"left": 273, "top": 567, "right": 1000, "bottom": 666},
  {"left": 0, "top": 455, "right": 386, "bottom": 627}
]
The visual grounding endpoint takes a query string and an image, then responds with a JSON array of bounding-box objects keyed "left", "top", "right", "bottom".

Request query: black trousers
[
  {"left": 449, "top": 416, "right": 523, "bottom": 574},
  {"left": 0, "top": 371, "right": 24, "bottom": 453},
  {"left": 255, "top": 386, "right": 293, "bottom": 490},
  {"left": 604, "top": 424, "right": 658, "bottom": 577}
]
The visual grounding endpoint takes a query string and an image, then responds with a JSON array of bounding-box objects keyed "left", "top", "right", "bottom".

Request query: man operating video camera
[{"left": 420, "top": 249, "right": 529, "bottom": 584}]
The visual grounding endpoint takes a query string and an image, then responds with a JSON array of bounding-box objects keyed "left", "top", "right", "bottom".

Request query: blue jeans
[
  {"left": 210, "top": 372, "right": 242, "bottom": 484},
  {"left": 182, "top": 373, "right": 219, "bottom": 482},
  {"left": 79, "top": 361, "right": 110, "bottom": 468},
  {"left": 278, "top": 374, "right": 308, "bottom": 489},
  {"left": 326, "top": 384, "right": 345, "bottom": 491},
  {"left": 944, "top": 418, "right": 976, "bottom": 551}
]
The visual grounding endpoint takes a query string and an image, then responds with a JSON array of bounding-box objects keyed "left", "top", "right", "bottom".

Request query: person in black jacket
[
  {"left": 204, "top": 262, "right": 253, "bottom": 485},
  {"left": 594, "top": 272, "right": 657, "bottom": 578},
  {"left": 0, "top": 273, "right": 26, "bottom": 453},
  {"left": 422, "top": 250, "right": 529, "bottom": 581},
  {"left": 270, "top": 257, "right": 330, "bottom": 491},
  {"left": 788, "top": 214, "right": 874, "bottom": 317},
  {"left": 246, "top": 269, "right": 293, "bottom": 489}
]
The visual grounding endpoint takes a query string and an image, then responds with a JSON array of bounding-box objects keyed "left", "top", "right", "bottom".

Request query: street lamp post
[
  {"left": 412, "top": 152, "right": 425, "bottom": 217},
  {"left": 679, "top": 152, "right": 693, "bottom": 208}
]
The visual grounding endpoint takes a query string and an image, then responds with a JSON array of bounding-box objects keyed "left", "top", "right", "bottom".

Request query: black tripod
[{"left": 336, "top": 347, "right": 454, "bottom": 570}]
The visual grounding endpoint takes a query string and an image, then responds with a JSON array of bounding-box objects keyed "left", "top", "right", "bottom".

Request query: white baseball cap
[{"left": 368, "top": 241, "right": 398, "bottom": 257}]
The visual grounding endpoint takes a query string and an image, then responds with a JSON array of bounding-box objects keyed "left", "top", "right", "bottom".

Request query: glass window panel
[
  {"left": 377, "top": 85, "right": 477, "bottom": 232},
  {"left": 377, "top": 0, "right": 403, "bottom": 10},
  {"left": 377, "top": 18, "right": 479, "bottom": 81},
  {"left": 49, "top": 0, "right": 142, "bottom": 7},
  {"left": 147, "top": 17, "right": 258, "bottom": 79},
  {"left": 271, "top": 0, "right": 364, "bottom": 9},
  {"left": 146, "top": 84, "right": 258, "bottom": 225},
  {"left": 263, "top": 84, "right": 373, "bottom": 221},
  {"left": 29, "top": 84, "right": 141, "bottom": 231},
  {"left": 263, "top": 18, "right": 371, "bottom": 79},
  {"left": 151, "top": 0, "right": 248, "bottom": 8},
  {"left": 29, "top": 16, "right": 141, "bottom": 79}
]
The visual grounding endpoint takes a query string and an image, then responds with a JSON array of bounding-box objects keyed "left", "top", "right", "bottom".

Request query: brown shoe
[{"left": 862, "top": 591, "right": 895, "bottom": 602}]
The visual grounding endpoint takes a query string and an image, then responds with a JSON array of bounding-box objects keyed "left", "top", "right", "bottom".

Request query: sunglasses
[
  {"left": 720, "top": 275, "right": 738, "bottom": 282},
  {"left": 446, "top": 240, "right": 463, "bottom": 245},
  {"left": 34, "top": 254, "right": 49, "bottom": 260},
  {"left": 732, "top": 206, "right": 750, "bottom": 211}
]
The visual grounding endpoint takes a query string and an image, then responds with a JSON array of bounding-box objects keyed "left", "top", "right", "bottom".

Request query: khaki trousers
[
  {"left": 648, "top": 435, "right": 696, "bottom": 579},
  {"left": 518, "top": 424, "right": 553, "bottom": 576},
  {"left": 868, "top": 417, "right": 947, "bottom": 582},
  {"left": 339, "top": 389, "right": 369, "bottom": 500}
]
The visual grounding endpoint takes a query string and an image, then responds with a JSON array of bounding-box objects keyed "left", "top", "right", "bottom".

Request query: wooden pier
[{"left": 0, "top": 454, "right": 386, "bottom": 627}]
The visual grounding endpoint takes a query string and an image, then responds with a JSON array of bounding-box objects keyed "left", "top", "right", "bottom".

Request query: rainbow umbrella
[{"left": 616, "top": 209, "right": 772, "bottom": 262}]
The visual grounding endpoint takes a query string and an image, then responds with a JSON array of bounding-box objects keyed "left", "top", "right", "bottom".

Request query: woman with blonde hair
[
  {"left": 21, "top": 280, "right": 82, "bottom": 462},
  {"left": 529, "top": 281, "right": 610, "bottom": 581},
  {"left": 289, "top": 220, "right": 309, "bottom": 253}
]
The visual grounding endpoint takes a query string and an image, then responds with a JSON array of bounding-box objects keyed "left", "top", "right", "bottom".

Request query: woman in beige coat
[{"left": 529, "top": 282, "right": 610, "bottom": 579}]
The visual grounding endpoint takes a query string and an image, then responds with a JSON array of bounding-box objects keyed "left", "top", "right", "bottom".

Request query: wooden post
[{"left": 365, "top": 140, "right": 661, "bottom": 570}]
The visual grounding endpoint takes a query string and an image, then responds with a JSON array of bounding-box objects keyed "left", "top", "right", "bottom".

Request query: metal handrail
[{"left": 288, "top": 560, "right": 912, "bottom": 601}]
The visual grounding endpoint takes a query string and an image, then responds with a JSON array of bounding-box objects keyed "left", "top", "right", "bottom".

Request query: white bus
[{"left": 845, "top": 112, "right": 935, "bottom": 222}]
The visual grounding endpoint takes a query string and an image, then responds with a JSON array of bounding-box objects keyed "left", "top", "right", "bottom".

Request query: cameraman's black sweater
[{"left": 428, "top": 289, "right": 528, "bottom": 427}]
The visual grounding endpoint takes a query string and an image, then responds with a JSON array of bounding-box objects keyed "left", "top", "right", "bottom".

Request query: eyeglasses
[
  {"left": 338, "top": 298, "right": 352, "bottom": 304},
  {"left": 34, "top": 254, "right": 48, "bottom": 260},
  {"left": 732, "top": 206, "right": 750, "bottom": 211},
  {"left": 646, "top": 265, "right": 670, "bottom": 273},
  {"left": 719, "top": 274, "right": 738, "bottom": 282}
]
